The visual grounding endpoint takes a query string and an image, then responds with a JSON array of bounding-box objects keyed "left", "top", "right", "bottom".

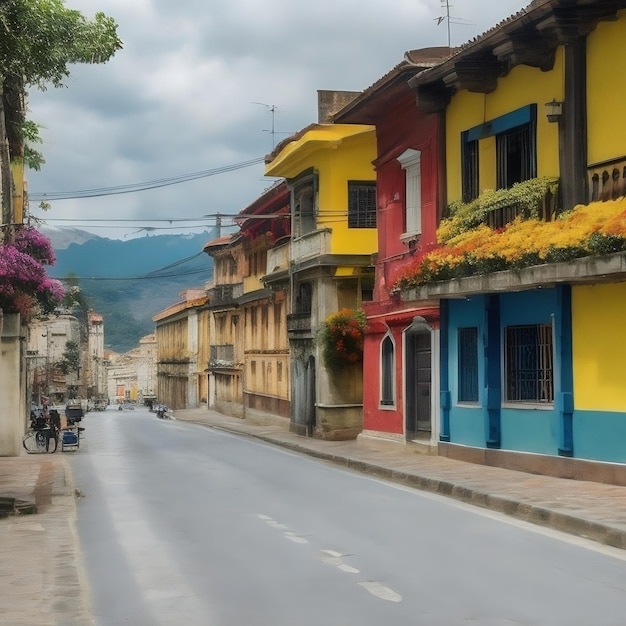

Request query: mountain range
[{"left": 43, "top": 227, "right": 217, "bottom": 353}]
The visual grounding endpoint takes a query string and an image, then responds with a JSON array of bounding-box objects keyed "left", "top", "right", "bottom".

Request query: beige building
[
  {"left": 237, "top": 181, "right": 291, "bottom": 423},
  {"left": 153, "top": 290, "right": 209, "bottom": 410},
  {"left": 26, "top": 312, "right": 82, "bottom": 405},
  {"left": 203, "top": 236, "right": 245, "bottom": 417},
  {"left": 106, "top": 333, "right": 157, "bottom": 404}
]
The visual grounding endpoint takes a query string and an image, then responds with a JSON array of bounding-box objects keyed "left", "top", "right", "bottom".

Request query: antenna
[
  {"left": 252, "top": 102, "right": 292, "bottom": 149},
  {"left": 435, "top": 0, "right": 473, "bottom": 48}
]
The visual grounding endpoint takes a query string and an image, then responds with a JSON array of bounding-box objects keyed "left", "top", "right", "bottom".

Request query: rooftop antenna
[
  {"left": 252, "top": 102, "right": 292, "bottom": 149},
  {"left": 435, "top": 0, "right": 473, "bottom": 49}
]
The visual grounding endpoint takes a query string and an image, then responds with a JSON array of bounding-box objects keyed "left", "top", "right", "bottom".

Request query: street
[{"left": 70, "top": 407, "right": 626, "bottom": 626}]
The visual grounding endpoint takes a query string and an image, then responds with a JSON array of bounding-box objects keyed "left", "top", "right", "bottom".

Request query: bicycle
[{"left": 23, "top": 425, "right": 58, "bottom": 453}]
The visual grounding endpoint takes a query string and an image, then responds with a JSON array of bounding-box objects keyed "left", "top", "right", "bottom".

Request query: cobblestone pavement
[
  {"left": 0, "top": 453, "right": 91, "bottom": 626},
  {"left": 3, "top": 407, "right": 626, "bottom": 625}
]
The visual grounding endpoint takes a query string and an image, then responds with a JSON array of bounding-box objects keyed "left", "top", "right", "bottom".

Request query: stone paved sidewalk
[{"left": 0, "top": 453, "right": 91, "bottom": 626}]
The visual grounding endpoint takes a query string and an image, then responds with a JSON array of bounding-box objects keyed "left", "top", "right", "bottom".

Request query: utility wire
[{"left": 29, "top": 157, "right": 266, "bottom": 201}]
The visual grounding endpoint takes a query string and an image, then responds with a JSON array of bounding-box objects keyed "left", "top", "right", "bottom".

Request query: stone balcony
[{"left": 401, "top": 252, "right": 626, "bottom": 301}]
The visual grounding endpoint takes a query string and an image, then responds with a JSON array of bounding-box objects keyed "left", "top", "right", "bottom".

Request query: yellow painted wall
[
  {"left": 587, "top": 10, "right": 626, "bottom": 165},
  {"left": 265, "top": 124, "right": 377, "bottom": 256},
  {"left": 317, "top": 132, "right": 378, "bottom": 256},
  {"left": 572, "top": 283, "right": 626, "bottom": 411},
  {"left": 446, "top": 51, "right": 564, "bottom": 203}
]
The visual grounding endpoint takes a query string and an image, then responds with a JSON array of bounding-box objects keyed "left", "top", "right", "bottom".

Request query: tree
[
  {"left": 58, "top": 339, "right": 81, "bottom": 398},
  {"left": 0, "top": 0, "right": 123, "bottom": 225}
]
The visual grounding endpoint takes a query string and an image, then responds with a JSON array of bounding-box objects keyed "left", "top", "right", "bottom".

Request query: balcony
[
  {"left": 291, "top": 229, "right": 332, "bottom": 265},
  {"left": 287, "top": 312, "right": 312, "bottom": 334},
  {"left": 588, "top": 156, "right": 626, "bottom": 202},
  {"left": 483, "top": 183, "right": 559, "bottom": 229},
  {"left": 209, "top": 344, "right": 236, "bottom": 369},
  {"left": 266, "top": 242, "right": 289, "bottom": 274},
  {"left": 208, "top": 283, "right": 243, "bottom": 308}
]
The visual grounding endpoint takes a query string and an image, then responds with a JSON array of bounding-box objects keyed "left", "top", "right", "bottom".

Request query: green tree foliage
[
  {"left": 0, "top": 0, "right": 123, "bottom": 88},
  {"left": 57, "top": 339, "right": 80, "bottom": 376},
  {"left": 0, "top": 0, "right": 123, "bottom": 221}
]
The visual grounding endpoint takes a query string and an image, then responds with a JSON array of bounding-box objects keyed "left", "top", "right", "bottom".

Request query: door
[{"left": 405, "top": 330, "right": 431, "bottom": 439}]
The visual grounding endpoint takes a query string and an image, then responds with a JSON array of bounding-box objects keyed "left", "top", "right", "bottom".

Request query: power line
[{"left": 29, "top": 157, "right": 266, "bottom": 201}]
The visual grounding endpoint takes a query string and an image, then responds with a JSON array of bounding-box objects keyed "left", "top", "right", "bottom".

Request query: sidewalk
[
  {"left": 0, "top": 452, "right": 91, "bottom": 626},
  {"left": 3, "top": 409, "right": 626, "bottom": 625}
]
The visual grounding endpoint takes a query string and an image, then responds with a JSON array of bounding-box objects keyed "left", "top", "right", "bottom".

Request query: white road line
[{"left": 359, "top": 581, "right": 402, "bottom": 603}]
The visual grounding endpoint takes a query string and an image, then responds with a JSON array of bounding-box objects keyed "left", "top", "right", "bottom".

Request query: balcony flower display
[
  {"left": 0, "top": 226, "right": 65, "bottom": 319},
  {"left": 394, "top": 194, "right": 626, "bottom": 292},
  {"left": 318, "top": 308, "right": 366, "bottom": 370}
]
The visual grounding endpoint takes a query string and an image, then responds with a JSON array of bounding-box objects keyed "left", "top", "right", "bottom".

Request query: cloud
[{"left": 26, "top": 0, "right": 530, "bottom": 239}]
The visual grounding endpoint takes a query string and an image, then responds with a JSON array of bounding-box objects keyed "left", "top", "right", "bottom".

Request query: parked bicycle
[{"left": 23, "top": 409, "right": 58, "bottom": 454}]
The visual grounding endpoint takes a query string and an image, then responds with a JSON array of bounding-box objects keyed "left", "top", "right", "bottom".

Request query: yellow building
[
  {"left": 405, "top": 1, "right": 626, "bottom": 472},
  {"left": 264, "top": 91, "right": 377, "bottom": 439}
]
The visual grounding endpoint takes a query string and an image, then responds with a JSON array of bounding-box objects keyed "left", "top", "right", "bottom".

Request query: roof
[
  {"left": 332, "top": 46, "right": 454, "bottom": 124},
  {"left": 409, "top": 0, "right": 626, "bottom": 95}
]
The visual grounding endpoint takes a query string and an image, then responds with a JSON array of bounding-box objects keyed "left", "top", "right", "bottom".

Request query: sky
[{"left": 26, "top": 0, "right": 530, "bottom": 240}]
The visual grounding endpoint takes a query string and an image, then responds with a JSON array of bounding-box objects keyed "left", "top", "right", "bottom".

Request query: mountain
[
  {"left": 46, "top": 229, "right": 216, "bottom": 352},
  {"left": 43, "top": 226, "right": 105, "bottom": 250}
]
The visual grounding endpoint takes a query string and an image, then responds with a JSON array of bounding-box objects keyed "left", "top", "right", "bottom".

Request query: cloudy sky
[{"left": 26, "top": 0, "right": 529, "bottom": 240}]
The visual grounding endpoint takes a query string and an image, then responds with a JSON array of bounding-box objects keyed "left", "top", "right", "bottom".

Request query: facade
[
  {"left": 86, "top": 311, "right": 106, "bottom": 401},
  {"left": 106, "top": 333, "right": 157, "bottom": 404},
  {"left": 237, "top": 181, "right": 292, "bottom": 423},
  {"left": 153, "top": 289, "right": 208, "bottom": 410},
  {"left": 400, "top": 0, "right": 626, "bottom": 473},
  {"left": 203, "top": 236, "right": 245, "bottom": 417},
  {"left": 26, "top": 313, "right": 82, "bottom": 405},
  {"left": 265, "top": 90, "right": 377, "bottom": 439},
  {"left": 333, "top": 48, "right": 451, "bottom": 448}
]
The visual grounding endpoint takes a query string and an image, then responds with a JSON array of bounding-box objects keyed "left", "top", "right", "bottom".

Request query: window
[
  {"left": 380, "top": 334, "right": 395, "bottom": 406},
  {"left": 348, "top": 182, "right": 377, "bottom": 228},
  {"left": 505, "top": 324, "right": 553, "bottom": 403},
  {"left": 462, "top": 137, "right": 479, "bottom": 202},
  {"left": 295, "top": 282, "right": 312, "bottom": 315},
  {"left": 496, "top": 122, "right": 536, "bottom": 189},
  {"left": 458, "top": 328, "right": 478, "bottom": 402},
  {"left": 397, "top": 149, "right": 422, "bottom": 237},
  {"left": 461, "top": 104, "right": 537, "bottom": 201},
  {"left": 292, "top": 172, "right": 317, "bottom": 237}
]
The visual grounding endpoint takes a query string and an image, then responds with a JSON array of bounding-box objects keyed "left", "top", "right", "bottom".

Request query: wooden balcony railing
[{"left": 588, "top": 156, "right": 626, "bottom": 202}]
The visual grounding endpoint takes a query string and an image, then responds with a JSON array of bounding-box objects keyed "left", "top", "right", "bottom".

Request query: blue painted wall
[
  {"left": 574, "top": 411, "right": 626, "bottom": 463},
  {"left": 447, "top": 296, "right": 486, "bottom": 447},
  {"left": 446, "top": 288, "right": 564, "bottom": 454}
]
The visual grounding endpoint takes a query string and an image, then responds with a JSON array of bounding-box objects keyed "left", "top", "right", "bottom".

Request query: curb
[{"left": 204, "top": 424, "right": 626, "bottom": 550}]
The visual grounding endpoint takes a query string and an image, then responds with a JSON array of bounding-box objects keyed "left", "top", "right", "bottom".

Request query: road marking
[
  {"left": 321, "top": 549, "right": 343, "bottom": 558},
  {"left": 358, "top": 581, "right": 402, "bottom": 603},
  {"left": 284, "top": 531, "right": 309, "bottom": 544},
  {"left": 338, "top": 564, "right": 360, "bottom": 573}
]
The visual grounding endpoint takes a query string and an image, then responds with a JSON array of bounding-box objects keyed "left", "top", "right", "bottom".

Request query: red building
[{"left": 333, "top": 48, "right": 451, "bottom": 447}]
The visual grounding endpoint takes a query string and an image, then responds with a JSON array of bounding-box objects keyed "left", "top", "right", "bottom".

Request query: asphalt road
[{"left": 70, "top": 407, "right": 626, "bottom": 626}]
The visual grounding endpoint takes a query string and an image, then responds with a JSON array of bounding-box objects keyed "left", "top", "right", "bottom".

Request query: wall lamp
[{"left": 545, "top": 99, "right": 563, "bottom": 123}]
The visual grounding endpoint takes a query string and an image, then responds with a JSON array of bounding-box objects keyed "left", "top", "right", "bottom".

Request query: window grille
[
  {"left": 348, "top": 182, "right": 377, "bottom": 229},
  {"left": 458, "top": 327, "right": 478, "bottom": 402},
  {"left": 462, "top": 138, "right": 479, "bottom": 202},
  {"left": 505, "top": 324, "right": 553, "bottom": 403}
]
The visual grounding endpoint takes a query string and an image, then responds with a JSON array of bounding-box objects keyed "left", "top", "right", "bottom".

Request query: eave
[
  {"left": 409, "top": 0, "right": 626, "bottom": 109},
  {"left": 264, "top": 124, "right": 375, "bottom": 179}
]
